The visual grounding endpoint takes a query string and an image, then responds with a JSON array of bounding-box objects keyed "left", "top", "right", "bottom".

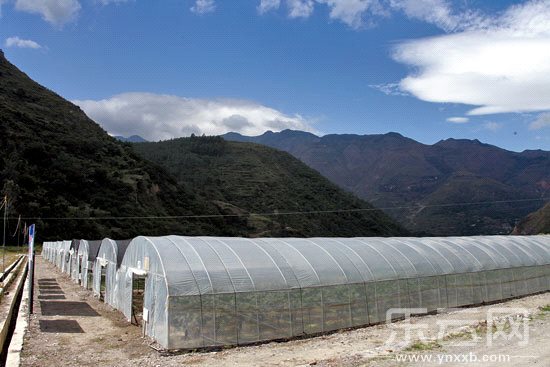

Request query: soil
[{"left": 20, "top": 257, "right": 550, "bottom": 366}]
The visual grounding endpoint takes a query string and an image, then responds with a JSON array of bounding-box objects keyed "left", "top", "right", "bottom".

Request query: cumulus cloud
[
  {"left": 258, "top": 0, "right": 281, "bottom": 14},
  {"left": 15, "top": 0, "right": 81, "bottom": 26},
  {"left": 287, "top": 0, "right": 315, "bottom": 18},
  {"left": 4, "top": 36, "right": 42, "bottom": 49},
  {"left": 73, "top": 93, "right": 315, "bottom": 141},
  {"left": 446, "top": 117, "right": 468, "bottom": 124},
  {"left": 530, "top": 112, "right": 550, "bottom": 130},
  {"left": 190, "top": 0, "right": 216, "bottom": 14},
  {"left": 393, "top": 0, "right": 550, "bottom": 116}
]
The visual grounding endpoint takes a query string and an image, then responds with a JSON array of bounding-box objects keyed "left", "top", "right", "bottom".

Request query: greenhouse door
[
  {"left": 100, "top": 266, "right": 107, "bottom": 301},
  {"left": 96, "top": 262, "right": 107, "bottom": 302},
  {"left": 131, "top": 272, "right": 148, "bottom": 333},
  {"left": 87, "top": 267, "right": 93, "bottom": 290},
  {"left": 78, "top": 256, "right": 83, "bottom": 284}
]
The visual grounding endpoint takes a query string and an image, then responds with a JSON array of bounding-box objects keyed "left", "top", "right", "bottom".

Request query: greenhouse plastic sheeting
[
  {"left": 69, "top": 239, "right": 83, "bottom": 281},
  {"left": 93, "top": 238, "right": 130, "bottom": 308},
  {"left": 114, "top": 235, "right": 550, "bottom": 350},
  {"left": 60, "top": 240, "right": 72, "bottom": 274},
  {"left": 78, "top": 240, "right": 102, "bottom": 289}
]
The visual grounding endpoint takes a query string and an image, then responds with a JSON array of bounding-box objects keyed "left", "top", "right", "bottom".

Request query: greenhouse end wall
[{"left": 93, "top": 239, "right": 118, "bottom": 307}]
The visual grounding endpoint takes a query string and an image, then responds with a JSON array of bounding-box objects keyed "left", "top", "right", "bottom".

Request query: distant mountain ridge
[
  {"left": 114, "top": 135, "right": 147, "bottom": 143},
  {"left": 224, "top": 129, "right": 550, "bottom": 235},
  {"left": 133, "top": 136, "right": 407, "bottom": 237}
]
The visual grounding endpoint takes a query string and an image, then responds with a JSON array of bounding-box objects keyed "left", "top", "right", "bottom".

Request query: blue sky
[{"left": 1, "top": 0, "right": 550, "bottom": 151}]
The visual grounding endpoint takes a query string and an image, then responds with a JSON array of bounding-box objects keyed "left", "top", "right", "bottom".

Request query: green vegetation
[
  {"left": 404, "top": 340, "right": 441, "bottom": 351},
  {"left": 0, "top": 51, "right": 405, "bottom": 240},
  {"left": 0, "top": 246, "right": 26, "bottom": 270},
  {"left": 133, "top": 136, "right": 407, "bottom": 237}
]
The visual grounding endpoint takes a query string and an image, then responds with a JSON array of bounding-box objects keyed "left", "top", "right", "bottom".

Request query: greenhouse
[
  {"left": 93, "top": 238, "right": 131, "bottom": 308},
  {"left": 77, "top": 240, "right": 102, "bottom": 289},
  {"left": 42, "top": 241, "right": 53, "bottom": 262},
  {"left": 51, "top": 241, "right": 62, "bottom": 268},
  {"left": 60, "top": 240, "right": 72, "bottom": 274},
  {"left": 69, "top": 239, "right": 82, "bottom": 281},
  {"left": 116, "top": 235, "right": 550, "bottom": 350}
]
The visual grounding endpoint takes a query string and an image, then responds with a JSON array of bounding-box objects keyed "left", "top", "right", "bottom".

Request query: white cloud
[
  {"left": 318, "top": 0, "right": 385, "bottom": 28},
  {"left": 15, "top": 0, "right": 81, "bottom": 26},
  {"left": 190, "top": 0, "right": 215, "bottom": 14},
  {"left": 446, "top": 116, "right": 469, "bottom": 124},
  {"left": 530, "top": 112, "right": 550, "bottom": 130},
  {"left": 392, "top": 0, "right": 550, "bottom": 116},
  {"left": 4, "top": 36, "right": 42, "bottom": 49},
  {"left": 287, "top": 0, "right": 314, "bottom": 18},
  {"left": 258, "top": 0, "right": 281, "bottom": 14},
  {"left": 260, "top": 0, "right": 384, "bottom": 28},
  {"left": 481, "top": 121, "right": 502, "bottom": 131},
  {"left": 73, "top": 93, "right": 315, "bottom": 141},
  {"left": 97, "top": 0, "right": 131, "bottom": 4},
  {"left": 257, "top": 0, "right": 487, "bottom": 30},
  {"left": 388, "top": 0, "right": 488, "bottom": 32},
  {"left": 369, "top": 82, "right": 408, "bottom": 96}
]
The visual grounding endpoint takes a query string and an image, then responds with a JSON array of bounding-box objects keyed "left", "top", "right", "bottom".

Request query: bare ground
[{"left": 20, "top": 257, "right": 550, "bottom": 366}]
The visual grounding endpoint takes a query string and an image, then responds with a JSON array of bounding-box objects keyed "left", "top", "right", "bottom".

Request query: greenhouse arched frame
[{"left": 113, "top": 235, "right": 550, "bottom": 350}]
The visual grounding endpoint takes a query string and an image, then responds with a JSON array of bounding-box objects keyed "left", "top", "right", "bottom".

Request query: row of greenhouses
[{"left": 42, "top": 235, "right": 550, "bottom": 350}]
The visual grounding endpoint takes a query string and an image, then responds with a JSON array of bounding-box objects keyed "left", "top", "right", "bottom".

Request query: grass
[
  {"left": 404, "top": 340, "right": 441, "bottom": 352},
  {"left": 532, "top": 304, "right": 550, "bottom": 320},
  {"left": 0, "top": 246, "right": 26, "bottom": 271},
  {"left": 442, "top": 328, "right": 480, "bottom": 342}
]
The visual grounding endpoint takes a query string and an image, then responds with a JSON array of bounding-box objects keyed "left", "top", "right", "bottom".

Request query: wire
[{"left": 7, "top": 197, "right": 549, "bottom": 221}]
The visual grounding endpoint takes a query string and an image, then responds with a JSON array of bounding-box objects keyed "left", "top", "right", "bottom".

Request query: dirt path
[
  {"left": 21, "top": 257, "right": 149, "bottom": 367},
  {"left": 371, "top": 300, "right": 550, "bottom": 366},
  {"left": 20, "top": 257, "right": 550, "bottom": 366}
]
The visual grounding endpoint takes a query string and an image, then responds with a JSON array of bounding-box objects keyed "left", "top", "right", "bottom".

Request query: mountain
[
  {"left": 0, "top": 50, "right": 240, "bottom": 241},
  {"left": 133, "top": 136, "right": 407, "bottom": 237},
  {"left": 0, "top": 51, "right": 405, "bottom": 240},
  {"left": 114, "top": 135, "right": 147, "bottom": 143},
  {"left": 513, "top": 202, "right": 550, "bottom": 234},
  {"left": 224, "top": 130, "right": 550, "bottom": 235}
]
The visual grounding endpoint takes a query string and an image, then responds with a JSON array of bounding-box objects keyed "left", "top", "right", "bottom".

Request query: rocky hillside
[{"left": 513, "top": 202, "right": 550, "bottom": 234}]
